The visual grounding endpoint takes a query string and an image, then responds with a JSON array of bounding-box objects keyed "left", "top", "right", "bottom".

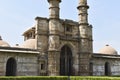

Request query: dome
[
  {"left": 0, "top": 36, "right": 10, "bottom": 47},
  {"left": 20, "top": 39, "right": 36, "bottom": 49},
  {"left": 98, "top": 45, "right": 118, "bottom": 55}
]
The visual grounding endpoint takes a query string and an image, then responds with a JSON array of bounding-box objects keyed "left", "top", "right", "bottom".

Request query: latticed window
[{"left": 66, "top": 24, "right": 72, "bottom": 32}]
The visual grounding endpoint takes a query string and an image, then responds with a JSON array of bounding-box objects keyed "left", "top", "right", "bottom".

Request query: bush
[
  {"left": 0, "top": 76, "right": 120, "bottom": 80},
  {"left": 70, "top": 76, "right": 120, "bottom": 80},
  {"left": 0, "top": 76, "right": 68, "bottom": 80}
]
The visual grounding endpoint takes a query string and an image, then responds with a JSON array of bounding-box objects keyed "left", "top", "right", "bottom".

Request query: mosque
[{"left": 0, "top": 0, "right": 120, "bottom": 76}]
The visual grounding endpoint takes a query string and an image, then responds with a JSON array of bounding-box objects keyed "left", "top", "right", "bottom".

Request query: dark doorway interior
[
  {"left": 105, "top": 62, "right": 111, "bottom": 76},
  {"left": 6, "top": 58, "right": 17, "bottom": 76},
  {"left": 89, "top": 62, "right": 93, "bottom": 76},
  {"left": 60, "top": 45, "right": 72, "bottom": 76}
]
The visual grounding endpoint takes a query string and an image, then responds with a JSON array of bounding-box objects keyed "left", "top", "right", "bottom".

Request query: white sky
[{"left": 0, "top": 0, "right": 120, "bottom": 53}]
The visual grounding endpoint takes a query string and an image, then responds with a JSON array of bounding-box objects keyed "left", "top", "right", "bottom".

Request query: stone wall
[
  {"left": 17, "top": 53, "right": 38, "bottom": 76},
  {"left": 0, "top": 51, "right": 38, "bottom": 76},
  {"left": 92, "top": 56, "right": 120, "bottom": 76},
  {"left": 35, "top": 17, "right": 49, "bottom": 54}
]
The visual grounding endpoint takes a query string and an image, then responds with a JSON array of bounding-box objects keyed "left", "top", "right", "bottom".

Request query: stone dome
[
  {"left": 98, "top": 45, "right": 118, "bottom": 55},
  {"left": 20, "top": 39, "right": 36, "bottom": 49},
  {"left": 0, "top": 36, "right": 10, "bottom": 47}
]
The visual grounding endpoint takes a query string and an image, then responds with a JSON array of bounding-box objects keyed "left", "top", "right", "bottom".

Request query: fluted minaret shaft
[
  {"left": 48, "top": 0, "right": 61, "bottom": 19},
  {"left": 77, "top": 0, "right": 92, "bottom": 76},
  {"left": 48, "top": 0, "right": 61, "bottom": 35},
  {"left": 78, "top": 0, "right": 90, "bottom": 52},
  {"left": 48, "top": 0, "right": 61, "bottom": 76},
  {"left": 78, "top": 0, "right": 89, "bottom": 24}
]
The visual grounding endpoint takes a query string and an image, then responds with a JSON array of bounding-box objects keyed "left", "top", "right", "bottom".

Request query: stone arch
[
  {"left": 59, "top": 42, "right": 75, "bottom": 54},
  {"left": 60, "top": 45, "right": 73, "bottom": 76},
  {"left": 105, "top": 62, "right": 111, "bottom": 76},
  {"left": 6, "top": 57, "right": 17, "bottom": 76}
]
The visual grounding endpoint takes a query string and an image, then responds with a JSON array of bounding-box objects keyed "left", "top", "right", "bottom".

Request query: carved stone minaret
[
  {"left": 77, "top": 0, "right": 93, "bottom": 75},
  {"left": 48, "top": 0, "right": 61, "bottom": 76}
]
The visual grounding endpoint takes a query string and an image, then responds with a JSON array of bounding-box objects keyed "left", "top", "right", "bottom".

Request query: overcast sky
[{"left": 0, "top": 0, "right": 120, "bottom": 53}]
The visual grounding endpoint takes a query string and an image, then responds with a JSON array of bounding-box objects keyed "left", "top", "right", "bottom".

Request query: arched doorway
[
  {"left": 60, "top": 45, "right": 72, "bottom": 76},
  {"left": 89, "top": 62, "right": 93, "bottom": 76},
  {"left": 105, "top": 62, "right": 111, "bottom": 76},
  {"left": 6, "top": 57, "right": 17, "bottom": 76}
]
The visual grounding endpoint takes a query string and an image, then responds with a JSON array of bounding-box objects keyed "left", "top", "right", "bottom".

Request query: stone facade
[
  {"left": 0, "top": 47, "right": 39, "bottom": 76},
  {"left": 0, "top": 0, "right": 120, "bottom": 76},
  {"left": 92, "top": 54, "right": 120, "bottom": 76}
]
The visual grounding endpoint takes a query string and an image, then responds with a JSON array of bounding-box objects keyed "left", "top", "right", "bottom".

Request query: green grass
[{"left": 0, "top": 76, "right": 120, "bottom": 80}]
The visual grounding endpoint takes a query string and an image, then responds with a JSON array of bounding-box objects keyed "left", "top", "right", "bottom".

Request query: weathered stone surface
[
  {"left": 92, "top": 56, "right": 120, "bottom": 76},
  {"left": 0, "top": 51, "right": 38, "bottom": 76},
  {"left": 2, "top": 0, "right": 120, "bottom": 77}
]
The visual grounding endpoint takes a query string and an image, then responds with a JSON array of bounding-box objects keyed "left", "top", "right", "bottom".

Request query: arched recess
[
  {"left": 60, "top": 45, "right": 73, "bottom": 76},
  {"left": 89, "top": 62, "right": 93, "bottom": 76},
  {"left": 6, "top": 57, "right": 17, "bottom": 76},
  {"left": 105, "top": 62, "right": 111, "bottom": 76}
]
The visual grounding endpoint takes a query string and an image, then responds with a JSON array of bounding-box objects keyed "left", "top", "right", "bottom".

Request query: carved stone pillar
[
  {"left": 77, "top": 0, "right": 93, "bottom": 76},
  {"left": 47, "top": 0, "right": 61, "bottom": 76}
]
